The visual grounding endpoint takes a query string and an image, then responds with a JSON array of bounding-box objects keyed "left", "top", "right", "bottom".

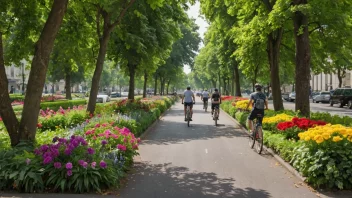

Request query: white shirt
[
  {"left": 183, "top": 90, "right": 194, "bottom": 103},
  {"left": 202, "top": 91, "right": 209, "bottom": 98}
]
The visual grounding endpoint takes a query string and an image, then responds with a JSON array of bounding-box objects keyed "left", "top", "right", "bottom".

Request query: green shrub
[
  {"left": 263, "top": 131, "right": 300, "bottom": 162},
  {"left": 291, "top": 139, "right": 352, "bottom": 189},
  {"left": 220, "top": 101, "right": 231, "bottom": 113},
  {"left": 9, "top": 94, "right": 25, "bottom": 102},
  {"left": 40, "top": 100, "right": 86, "bottom": 111},
  {"left": 235, "top": 111, "right": 249, "bottom": 127},
  {"left": 311, "top": 112, "right": 352, "bottom": 126}
]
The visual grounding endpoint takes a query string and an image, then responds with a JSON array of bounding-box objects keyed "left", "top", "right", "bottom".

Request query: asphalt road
[
  {"left": 268, "top": 100, "right": 352, "bottom": 117},
  {"left": 3, "top": 102, "right": 350, "bottom": 198}
]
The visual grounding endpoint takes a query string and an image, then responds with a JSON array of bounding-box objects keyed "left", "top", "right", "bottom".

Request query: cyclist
[
  {"left": 211, "top": 88, "right": 221, "bottom": 119},
  {"left": 181, "top": 86, "right": 195, "bottom": 121},
  {"left": 201, "top": 89, "right": 210, "bottom": 109},
  {"left": 246, "top": 83, "right": 268, "bottom": 134}
]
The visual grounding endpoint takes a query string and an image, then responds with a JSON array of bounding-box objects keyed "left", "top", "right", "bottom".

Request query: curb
[{"left": 139, "top": 106, "right": 172, "bottom": 140}]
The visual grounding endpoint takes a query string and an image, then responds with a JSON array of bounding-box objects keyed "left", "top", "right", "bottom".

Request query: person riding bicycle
[
  {"left": 201, "top": 89, "right": 210, "bottom": 109},
  {"left": 211, "top": 88, "right": 221, "bottom": 119},
  {"left": 246, "top": 83, "right": 268, "bottom": 135},
  {"left": 182, "top": 86, "right": 195, "bottom": 121}
]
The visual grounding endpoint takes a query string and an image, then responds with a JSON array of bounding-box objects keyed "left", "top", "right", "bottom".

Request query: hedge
[
  {"left": 9, "top": 94, "right": 25, "bottom": 102},
  {"left": 40, "top": 99, "right": 87, "bottom": 111}
]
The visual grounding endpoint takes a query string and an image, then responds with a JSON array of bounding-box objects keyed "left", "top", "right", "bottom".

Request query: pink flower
[
  {"left": 67, "top": 170, "right": 73, "bottom": 177},
  {"left": 91, "top": 162, "right": 97, "bottom": 168},
  {"left": 54, "top": 162, "right": 62, "bottom": 169},
  {"left": 66, "top": 162, "right": 73, "bottom": 169},
  {"left": 99, "top": 161, "right": 107, "bottom": 169},
  {"left": 133, "top": 144, "right": 139, "bottom": 150},
  {"left": 117, "top": 144, "right": 127, "bottom": 151}
]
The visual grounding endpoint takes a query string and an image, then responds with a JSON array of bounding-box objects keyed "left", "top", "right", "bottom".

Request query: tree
[
  {"left": 0, "top": 0, "right": 69, "bottom": 146},
  {"left": 85, "top": 0, "right": 137, "bottom": 114}
]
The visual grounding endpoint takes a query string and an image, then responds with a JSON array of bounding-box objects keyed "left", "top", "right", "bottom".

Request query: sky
[{"left": 184, "top": 2, "right": 209, "bottom": 74}]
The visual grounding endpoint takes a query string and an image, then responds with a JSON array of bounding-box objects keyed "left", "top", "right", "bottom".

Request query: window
[
  {"left": 11, "top": 66, "right": 14, "bottom": 77},
  {"left": 343, "top": 89, "right": 352, "bottom": 96},
  {"left": 334, "top": 89, "right": 342, "bottom": 95}
]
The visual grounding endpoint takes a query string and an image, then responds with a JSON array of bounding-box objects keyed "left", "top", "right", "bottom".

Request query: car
[
  {"left": 110, "top": 92, "right": 121, "bottom": 98},
  {"left": 312, "top": 91, "right": 331, "bottom": 103},
  {"left": 289, "top": 92, "right": 296, "bottom": 102},
  {"left": 330, "top": 88, "right": 352, "bottom": 108},
  {"left": 96, "top": 94, "right": 110, "bottom": 103},
  {"left": 282, "top": 93, "right": 290, "bottom": 101}
]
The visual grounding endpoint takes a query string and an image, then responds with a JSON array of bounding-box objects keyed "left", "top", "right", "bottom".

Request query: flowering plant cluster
[
  {"left": 34, "top": 135, "right": 103, "bottom": 176},
  {"left": 277, "top": 117, "right": 326, "bottom": 131},
  {"left": 263, "top": 113, "right": 293, "bottom": 124},
  {"left": 85, "top": 123, "right": 140, "bottom": 165},
  {"left": 233, "top": 100, "right": 251, "bottom": 110},
  {"left": 11, "top": 100, "right": 24, "bottom": 106},
  {"left": 39, "top": 105, "right": 85, "bottom": 117},
  {"left": 41, "top": 95, "right": 66, "bottom": 102},
  {"left": 298, "top": 124, "right": 352, "bottom": 144}
]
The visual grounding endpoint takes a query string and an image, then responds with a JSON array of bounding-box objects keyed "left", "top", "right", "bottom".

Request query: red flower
[{"left": 37, "top": 123, "right": 42, "bottom": 128}]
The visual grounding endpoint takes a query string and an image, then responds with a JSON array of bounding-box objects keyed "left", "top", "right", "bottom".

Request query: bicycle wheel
[
  {"left": 248, "top": 122, "right": 255, "bottom": 149},
  {"left": 205, "top": 102, "right": 208, "bottom": 112},
  {"left": 187, "top": 109, "right": 190, "bottom": 127},
  {"left": 255, "top": 126, "right": 263, "bottom": 154}
]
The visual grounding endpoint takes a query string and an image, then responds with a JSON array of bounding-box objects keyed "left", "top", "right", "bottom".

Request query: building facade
[{"left": 310, "top": 71, "right": 352, "bottom": 91}]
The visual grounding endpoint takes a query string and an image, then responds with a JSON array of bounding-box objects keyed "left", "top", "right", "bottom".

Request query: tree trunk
[
  {"left": 166, "top": 80, "right": 170, "bottom": 95},
  {"left": 65, "top": 70, "right": 72, "bottom": 100},
  {"left": 0, "top": 32, "right": 20, "bottom": 147},
  {"left": 18, "top": 0, "right": 69, "bottom": 144},
  {"left": 267, "top": 30, "right": 284, "bottom": 111},
  {"left": 87, "top": 28, "right": 111, "bottom": 114},
  {"left": 154, "top": 74, "right": 157, "bottom": 96},
  {"left": 337, "top": 69, "right": 344, "bottom": 88},
  {"left": 211, "top": 80, "right": 216, "bottom": 89},
  {"left": 128, "top": 64, "right": 136, "bottom": 100},
  {"left": 234, "top": 64, "right": 242, "bottom": 97},
  {"left": 143, "top": 71, "right": 147, "bottom": 98},
  {"left": 293, "top": 0, "right": 311, "bottom": 117}
]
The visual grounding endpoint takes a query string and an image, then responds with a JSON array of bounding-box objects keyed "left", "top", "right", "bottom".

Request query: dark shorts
[
  {"left": 212, "top": 103, "right": 219, "bottom": 109},
  {"left": 248, "top": 108, "right": 264, "bottom": 124},
  {"left": 203, "top": 98, "right": 209, "bottom": 102},
  {"left": 184, "top": 102, "right": 193, "bottom": 108}
]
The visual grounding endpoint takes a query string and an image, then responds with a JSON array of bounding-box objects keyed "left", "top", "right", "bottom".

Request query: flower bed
[
  {"left": 0, "top": 96, "right": 177, "bottom": 193},
  {"left": 221, "top": 104, "right": 352, "bottom": 190}
]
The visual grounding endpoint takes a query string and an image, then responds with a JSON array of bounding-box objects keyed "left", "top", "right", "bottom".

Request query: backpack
[{"left": 254, "top": 93, "right": 265, "bottom": 109}]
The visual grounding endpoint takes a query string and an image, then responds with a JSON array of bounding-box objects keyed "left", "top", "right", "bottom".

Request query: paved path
[{"left": 118, "top": 102, "right": 318, "bottom": 198}]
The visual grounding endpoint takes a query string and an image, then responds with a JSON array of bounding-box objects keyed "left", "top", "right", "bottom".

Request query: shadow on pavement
[
  {"left": 143, "top": 120, "right": 247, "bottom": 145},
  {"left": 119, "top": 162, "right": 271, "bottom": 198}
]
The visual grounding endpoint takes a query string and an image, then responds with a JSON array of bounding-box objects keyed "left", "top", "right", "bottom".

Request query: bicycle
[
  {"left": 248, "top": 113, "right": 264, "bottom": 154},
  {"left": 203, "top": 100, "right": 208, "bottom": 112},
  {"left": 213, "top": 106, "right": 219, "bottom": 126},
  {"left": 183, "top": 102, "right": 194, "bottom": 127}
]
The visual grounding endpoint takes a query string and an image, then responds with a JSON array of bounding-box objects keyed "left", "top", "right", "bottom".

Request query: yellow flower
[
  {"left": 332, "top": 136, "right": 343, "bottom": 142},
  {"left": 322, "top": 133, "right": 330, "bottom": 140},
  {"left": 304, "top": 136, "right": 311, "bottom": 141},
  {"left": 315, "top": 135, "right": 324, "bottom": 144},
  {"left": 263, "top": 114, "right": 293, "bottom": 124}
]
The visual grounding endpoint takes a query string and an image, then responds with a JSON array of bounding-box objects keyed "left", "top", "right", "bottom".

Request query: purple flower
[
  {"left": 26, "top": 158, "right": 31, "bottom": 165},
  {"left": 99, "top": 161, "right": 107, "bottom": 169},
  {"left": 43, "top": 156, "right": 53, "bottom": 164},
  {"left": 54, "top": 162, "right": 62, "bottom": 169},
  {"left": 34, "top": 149, "right": 41, "bottom": 155},
  {"left": 58, "top": 138, "right": 67, "bottom": 143},
  {"left": 52, "top": 136, "right": 59, "bottom": 143},
  {"left": 66, "top": 162, "right": 73, "bottom": 169},
  {"left": 64, "top": 148, "right": 72, "bottom": 155},
  {"left": 67, "top": 170, "right": 72, "bottom": 177},
  {"left": 82, "top": 162, "right": 88, "bottom": 168},
  {"left": 101, "top": 140, "right": 108, "bottom": 145},
  {"left": 43, "top": 152, "right": 52, "bottom": 158},
  {"left": 78, "top": 160, "right": 85, "bottom": 166},
  {"left": 81, "top": 140, "right": 88, "bottom": 146},
  {"left": 87, "top": 148, "right": 95, "bottom": 155},
  {"left": 72, "top": 139, "right": 80, "bottom": 147},
  {"left": 91, "top": 162, "right": 97, "bottom": 168},
  {"left": 40, "top": 145, "right": 49, "bottom": 152}
]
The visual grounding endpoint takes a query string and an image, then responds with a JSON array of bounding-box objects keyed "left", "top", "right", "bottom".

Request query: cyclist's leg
[
  {"left": 211, "top": 103, "right": 214, "bottom": 114},
  {"left": 184, "top": 103, "right": 187, "bottom": 118},
  {"left": 247, "top": 110, "right": 256, "bottom": 133},
  {"left": 190, "top": 103, "right": 193, "bottom": 118}
]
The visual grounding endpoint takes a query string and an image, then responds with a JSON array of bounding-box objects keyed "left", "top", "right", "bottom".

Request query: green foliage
[
  {"left": 9, "top": 94, "right": 25, "bottom": 102},
  {"left": 291, "top": 141, "right": 352, "bottom": 189},
  {"left": 235, "top": 111, "right": 249, "bottom": 127},
  {"left": 311, "top": 112, "right": 352, "bottom": 126},
  {"left": 40, "top": 100, "right": 87, "bottom": 111}
]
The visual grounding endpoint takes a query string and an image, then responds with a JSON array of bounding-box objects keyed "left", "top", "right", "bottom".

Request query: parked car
[
  {"left": 289, "top": 92, "right": 296, "bottom": 102},
  {"left": 110, "top": 92, "right": 121, "bottom": 98},
  {"left": 96, "top": 94, "right": 110, "bottom": 103},
  {"left": 312, "top": 91, "right": 331, "bottom": 103},
  {"left": 282, "top": 93, "right": 290, "bottom": 101},
  {"left": 330, "top": 88, "right": 352, "bottom": 108}
]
